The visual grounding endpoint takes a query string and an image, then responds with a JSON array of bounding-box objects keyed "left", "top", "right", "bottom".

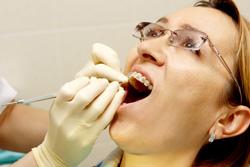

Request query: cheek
[
  {"left": 124, "top": 46, "right": 139, "bottom": 75},
  {"left": 148, "top": 67, "right": 222, "bottom": 134},
  {"left": 165, "top": 58, "right": 223, "bottom": 106}
]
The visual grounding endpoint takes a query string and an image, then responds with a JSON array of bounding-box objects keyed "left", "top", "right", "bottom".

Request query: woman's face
[{"left": 110, "top": 7, "right": 238, "bottom": 155}]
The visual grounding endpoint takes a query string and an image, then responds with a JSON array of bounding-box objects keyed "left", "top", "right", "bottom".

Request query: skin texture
[
  {"left": 110, "top": 7, "right": 249, "bottom": 167},
  {"left": 0, "top": 104, "right": 48, "bottom": 153}
]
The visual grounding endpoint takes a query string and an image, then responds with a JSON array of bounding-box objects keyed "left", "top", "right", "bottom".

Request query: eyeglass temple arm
[{"left": 207, "top": 39, "right": 243, "bottom": 103}]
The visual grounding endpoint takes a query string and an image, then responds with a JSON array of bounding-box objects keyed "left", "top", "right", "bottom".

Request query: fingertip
[
  {"left": 110, "top": 81, "right": 119, "bottom": 87},
  {"left": 119, "top": 86, "right": 125, "bottom": 91},
  {"left": 117, "top": 88, "right": 126, "bottom": 99},
  {"left": 90, "top": 77, "right": 97, "bottom": 83},
  {"left": 119, "top": 74, "right": 129, "bottom": 83},
  {"left": 99, "top": 78, "right": 109, "bottom": 85}
]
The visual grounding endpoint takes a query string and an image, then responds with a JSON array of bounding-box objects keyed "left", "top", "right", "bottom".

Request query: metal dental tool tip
[{"left": 119, "top": 80, "right": 129, "bottom": 84}]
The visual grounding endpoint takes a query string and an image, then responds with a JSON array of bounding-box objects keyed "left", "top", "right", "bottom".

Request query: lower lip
[
  {"left": 117, "top": 97, "right": 145, "bottom": 112},
  {"left": 117, "top": 102, "right": 133, "bottom": 111}
]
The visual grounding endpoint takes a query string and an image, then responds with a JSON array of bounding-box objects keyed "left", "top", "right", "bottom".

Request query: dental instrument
[
  {"left": 2, "top": 80, "right": 129, "bottom": 107},
  {"left": 2, "top": 93, "right": 58, "bottom": 107}
]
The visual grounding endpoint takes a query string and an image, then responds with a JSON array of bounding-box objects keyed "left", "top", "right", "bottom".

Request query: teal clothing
[{"left": 0, "top": 150, "right": 25, "bottom": 164}]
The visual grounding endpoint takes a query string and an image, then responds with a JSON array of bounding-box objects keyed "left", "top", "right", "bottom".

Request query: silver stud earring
[{"left": 209, "top": 133, "right": 216, "bottom": 143}]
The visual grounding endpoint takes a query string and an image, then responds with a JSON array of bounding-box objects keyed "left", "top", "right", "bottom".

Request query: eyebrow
[
  {"left": 156, "top": 17, "right": 201, "bottom": 32},
  {"left": 180, "top": 24, "right": 200, "bottom": 31}
]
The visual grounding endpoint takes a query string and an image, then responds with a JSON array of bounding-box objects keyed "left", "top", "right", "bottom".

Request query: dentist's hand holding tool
[
  {"left": 32, "top": 77, "right": 125, "bottom": 166},
  {"left": 32, "top": 43, "right": 126, "bottom": 166}
]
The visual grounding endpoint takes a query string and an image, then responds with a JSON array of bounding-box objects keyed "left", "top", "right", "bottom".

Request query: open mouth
[{"left": 121, "top": 71, "right": 153, "bottom": 104}]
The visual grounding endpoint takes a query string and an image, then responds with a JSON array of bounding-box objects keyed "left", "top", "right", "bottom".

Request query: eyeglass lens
[{"left": 134, "top": 23, "right": 206, "bottom": 51}]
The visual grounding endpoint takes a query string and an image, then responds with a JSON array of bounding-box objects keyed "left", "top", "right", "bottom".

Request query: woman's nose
[{"left": 137, "top": 38, "right": 166, "bottom": 66}]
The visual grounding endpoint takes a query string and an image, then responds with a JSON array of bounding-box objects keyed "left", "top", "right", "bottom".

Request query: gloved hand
[
  {"left": 75, "top": 43, "right": 128, "bottom": 83},
  {"left": 32, "top": 77, "right": 125, "bottom": 167}
]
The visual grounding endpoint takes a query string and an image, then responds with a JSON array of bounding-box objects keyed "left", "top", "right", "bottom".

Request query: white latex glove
[
  {"left": 75, "top": 43, "right": 128, "bottom": 83},
  {"left": 32, "top": 77, "right": 125, "bottom": 167}
]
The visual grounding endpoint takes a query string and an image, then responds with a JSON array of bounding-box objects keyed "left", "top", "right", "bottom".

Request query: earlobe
[{"left": 214, "top": 105, "right": 250, "bottom": 139}]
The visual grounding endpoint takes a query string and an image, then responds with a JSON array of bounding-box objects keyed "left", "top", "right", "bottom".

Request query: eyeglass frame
[{"left": 132, "top": 22, "right": 242, "bottom": 104}]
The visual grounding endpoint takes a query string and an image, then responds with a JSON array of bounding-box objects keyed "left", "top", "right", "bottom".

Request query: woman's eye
[
  {"left": 144, "top": 29, "right": 160, "bottom": 39},
  {"left": 184, "top": 42, "right": 195, "bottom": 48},
  {"left": 183, "top": 40, "right": 196, "bottom": 49},
  {"left": 180, "top": 37, "right": 201, "bottom": 55}
]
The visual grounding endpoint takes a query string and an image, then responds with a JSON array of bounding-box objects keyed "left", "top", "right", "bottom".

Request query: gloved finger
[
  {"left": 75, "top": 63, "right": 128, "bottom": 83},
  {"left": 71, "top": 78, "right": 109, "bottom": 109},
  {"left": 92, "top": 43, "right": 121, "bottom": 71},
  {"left": 75, "top": 61, "right": 94, "bottom": 78},
  {"left": 90, "top": 76, "right": 97, "bottom": 83},
  {"left": 57, "top": 77, "right": 90, "bottom": 102},
  {"left": 75, "top": 43, "right": 123, "bottom": 79},
  {"left": 93, "top": 64, "right": 128, "bottom": 82},
  {"left": 95, "top": 87, "right": 125, "bottom": 128},
  {"left": 81, "top": 81, "right": 120, "bottom": 122}
]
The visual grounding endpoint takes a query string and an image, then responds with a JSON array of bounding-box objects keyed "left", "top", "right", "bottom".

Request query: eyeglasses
[{"left": 132, "top": 22, "right": 242, "bottom": 104}]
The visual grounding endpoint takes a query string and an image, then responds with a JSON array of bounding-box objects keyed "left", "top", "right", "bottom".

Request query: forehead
[{"left": 158, "top": 7, "right": 238, "bottom": 53}]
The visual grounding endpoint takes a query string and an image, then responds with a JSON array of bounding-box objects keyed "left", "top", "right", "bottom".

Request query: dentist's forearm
[
  {"left": 0, "top": 104, "right": 48, "bottom": 153},
  {"left": 10, "top": 151, "right": 38, "bottom": 167}
]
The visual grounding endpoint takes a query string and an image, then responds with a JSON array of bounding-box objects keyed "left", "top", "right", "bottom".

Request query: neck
[{"left": 120, "top": 150, "right": 198, "bottom": 167}]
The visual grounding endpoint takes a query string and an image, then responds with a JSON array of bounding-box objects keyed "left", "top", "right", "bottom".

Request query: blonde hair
[
  {"left": 193, "top": 0, "right": 250, "bottom": 166},
  {"left": 238, "top": 16, "right": 250, "bottom": 107}
]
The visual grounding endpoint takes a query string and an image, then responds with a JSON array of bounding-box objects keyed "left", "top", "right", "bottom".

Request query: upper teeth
[{"left": 127, "top": 72, "right": 153, "bottom": 90}]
